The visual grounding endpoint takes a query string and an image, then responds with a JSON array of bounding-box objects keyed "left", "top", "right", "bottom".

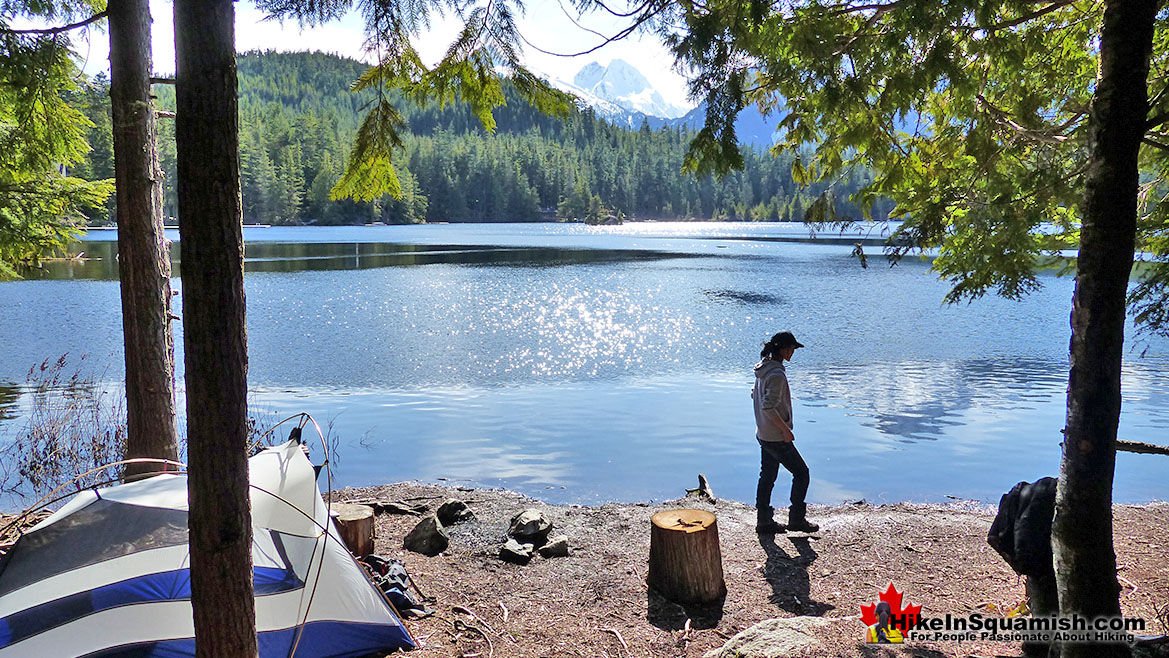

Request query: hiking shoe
[
  {"left": 787, "top": 519, "right": 819, "bottom": 533},
  {"left": 755, "top": 520, "right": 787, "bottom": 534}
]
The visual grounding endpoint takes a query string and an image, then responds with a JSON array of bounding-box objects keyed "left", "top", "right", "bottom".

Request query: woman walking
[{"left": 752, "top": 331, "right": 819, "bottom": 534}]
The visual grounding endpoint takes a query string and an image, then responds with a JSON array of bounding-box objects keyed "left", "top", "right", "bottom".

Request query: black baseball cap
[{"left": 771, "top": 331, "right": 805, "bottom": 349}]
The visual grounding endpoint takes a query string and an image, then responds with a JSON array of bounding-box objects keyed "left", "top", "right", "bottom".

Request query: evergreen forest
[{"left": 70, "top": 51, "right": 893, "bottom": 226}]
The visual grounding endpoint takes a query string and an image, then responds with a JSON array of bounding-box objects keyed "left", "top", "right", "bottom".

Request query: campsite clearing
[
  {"left": 335, "top": 482, "right": 1169, "bottom": 658},
  {"left": 5, "top": 483, "right": 1165, "bottom": 657}
]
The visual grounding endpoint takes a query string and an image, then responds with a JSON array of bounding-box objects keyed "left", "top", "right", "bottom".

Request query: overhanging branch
[
  {"left": 1142, "top": 136, "right": 1169, "bottom": 152},
  {"left": 975, "top": 94, "right": 1075, "bottom": 144},
  {"left": 1147, "top": 110, "right": 1169, "bottom": 131},
  {"left": 1, "top": 11, "right": 107, "bottom": 35},
  {"left": 1117, "top": 439, "right": 1169, "bottom": 456},
  {"left": 979, "top": 0, "right": 1076, "bottom": 32},
  {"left": 828, "top": 0, "right": 904, "bottom": 17},
  {"left": 518, "top": 4, "right": 661, "bottom": 57}
]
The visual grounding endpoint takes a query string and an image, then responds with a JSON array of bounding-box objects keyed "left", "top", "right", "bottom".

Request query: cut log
[
  {"left": 647, "top": 509, "right": 726, "bottom": 603},
  {"left": 331, "top": 503, "right": 375, "bottom": 557}
]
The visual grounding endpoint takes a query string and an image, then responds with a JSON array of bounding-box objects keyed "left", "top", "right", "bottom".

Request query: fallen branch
[
  {"left": 453, "top": 619, "right": 494, "bottom": 658},
  {"left": 1118, "top": 574, "right": 1138, "bottom": 594},
  {"left": 498, "top": 601, "right": 509, "bottom": 622},
  {"left": 602, "top": 628, "right": 629, "bottom": 657},
  {"left": 454, "top": 605, "right": 498, "bottom": 636},
  {"left": 685, "top": 473, "right": 716, "bottom": 503},
  {"left": 340, "top": 498, "right": 429, "bottom": 515}
]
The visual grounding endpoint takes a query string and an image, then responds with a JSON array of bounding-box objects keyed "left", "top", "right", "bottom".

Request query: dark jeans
[{"left": 756, "top": 439, "right": 809, "bottom": 514}]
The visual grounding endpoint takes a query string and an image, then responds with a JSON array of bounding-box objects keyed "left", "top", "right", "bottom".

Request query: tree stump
[
  {"left": 331, "top": 503, "right": 374, "bottom": 557},
  {"left": 647, "top": 509, "right": 726, "bottom": 603}
]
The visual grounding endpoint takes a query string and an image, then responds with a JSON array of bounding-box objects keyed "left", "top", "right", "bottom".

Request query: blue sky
[{"left": 53, "top": 1, "right": 695, "bottom": 111}]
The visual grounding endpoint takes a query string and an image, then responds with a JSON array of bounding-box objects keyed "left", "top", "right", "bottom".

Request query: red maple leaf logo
[{"left": 860, "top": 583, "right": 922, "bottom": 631}]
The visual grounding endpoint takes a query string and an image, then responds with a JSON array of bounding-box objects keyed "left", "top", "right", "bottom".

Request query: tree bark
[
  {"left": 1052, "top": 2, "right": 1156, "bottom": 657},
  {"left": 173, "top": 1, "right": 257, "bottom": 656},
  {"left": 107, "top": 0, "right": 179, "bottom": 479}
]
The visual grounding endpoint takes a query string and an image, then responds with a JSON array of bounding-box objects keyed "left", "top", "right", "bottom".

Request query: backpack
[
  {"left": 361, "top": 554, "right": 434, "bottom": 619},
  {"left": 987, "top": 477, "right": 1058, "bottom": 577}
]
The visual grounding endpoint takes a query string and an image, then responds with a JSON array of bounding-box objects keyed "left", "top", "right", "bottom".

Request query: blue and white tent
[{"left": 0, "top": 441, "right": 415, "bottom": 657}]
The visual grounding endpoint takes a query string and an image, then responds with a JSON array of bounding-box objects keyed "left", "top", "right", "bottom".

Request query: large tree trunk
[
  {"left": 1052, "top": 1, "right": 1156, "bottom": 657},
  {"left": 107, "top": 0, "right": 179, "bottom": 479},
  {"left": 173, "top": 1, "right": 257, "bottom": 656}
]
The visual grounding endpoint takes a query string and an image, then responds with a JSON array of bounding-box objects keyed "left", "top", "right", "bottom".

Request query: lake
[{"left": 1, "top": 222, "right": 1167, "bottom": 507}]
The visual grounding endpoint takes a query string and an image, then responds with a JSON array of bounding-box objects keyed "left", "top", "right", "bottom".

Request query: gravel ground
[{"left": 331, "top": 482, "right": 1169, "bottom": 658}]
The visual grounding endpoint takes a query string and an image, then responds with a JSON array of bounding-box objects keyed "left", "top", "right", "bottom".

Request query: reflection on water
[
  {"left": 803, "top": 358, "right": 1070, "bottom": 443},
  {"left": 2, "top": 224, "right": 1167, "bottom": 506},
  {"left": 702, "top": 289, "right": 783, "bottom": 305},
  {"left": 0, "top": 381, "right": 18, "bottom": 426},
  {"left": 18, "top": 240, "right": 700, "bottom": 280}
]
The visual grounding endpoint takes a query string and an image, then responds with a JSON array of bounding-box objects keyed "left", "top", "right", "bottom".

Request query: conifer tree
[{"left": 1, "top": 2, "right": 112, "bottom": 277}]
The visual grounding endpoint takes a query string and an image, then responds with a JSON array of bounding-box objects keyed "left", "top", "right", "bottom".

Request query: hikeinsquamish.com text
[{"left": 897, "top": 613, "right": 1146, "bottom": 644}]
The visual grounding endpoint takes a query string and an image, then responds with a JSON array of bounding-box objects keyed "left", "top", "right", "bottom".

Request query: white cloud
[{"left": 67, "top": 1, "right": 694, "bottom": 110}]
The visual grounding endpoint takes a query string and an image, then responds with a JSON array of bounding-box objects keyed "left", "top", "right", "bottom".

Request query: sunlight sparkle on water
[{"left": 2, "top": 223, "right": 1167, "bottom": 505}]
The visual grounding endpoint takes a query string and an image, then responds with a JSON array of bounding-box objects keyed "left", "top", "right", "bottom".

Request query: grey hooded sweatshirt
[{"left": 752, "top": 358, "right": 793, "bottom": 443}]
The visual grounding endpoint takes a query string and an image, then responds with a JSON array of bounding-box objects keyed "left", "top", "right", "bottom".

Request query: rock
[
  {"left": 508, "top": 508, "right": 552, "bottom": 542},
  {"left": 703, "top": 617, "right": 841, "bottom": 658},
  {"left": 537, "top": 534, "right": 569, "bottom": 558},
  {"left": 500, "top": 538, "right": 535, "bottom": 564},
  {"left": 436, "top": 499, "right": 475, "bottom": 526},
  {"left": 402, "top": 514, "right": 449, "bottom": 556}
]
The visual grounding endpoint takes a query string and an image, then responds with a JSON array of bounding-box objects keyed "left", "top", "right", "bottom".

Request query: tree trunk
[
  {"left": 1052, "top": 2, "right": 1156, "bottom": 657},
  {"left": 107, "top": 0, "right": 179, "bottom": 479},
  {"left": 173, "top": 1, "right": 257, "bottom": 656},
  {"left": 647, "top": 509, "right": 726, "bottom": 603}
]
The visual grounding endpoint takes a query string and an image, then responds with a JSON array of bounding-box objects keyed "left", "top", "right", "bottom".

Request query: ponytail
[{"left": 760, "top": 339, "right": 780, "bottom": 361}]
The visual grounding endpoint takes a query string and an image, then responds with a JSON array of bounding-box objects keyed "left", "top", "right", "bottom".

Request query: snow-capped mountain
[
  {"left": 539, "top": 59, "right": 781, "bottom": 148},
  {"left": 552, "top": 59, "right": 691, "bottom": 121}
]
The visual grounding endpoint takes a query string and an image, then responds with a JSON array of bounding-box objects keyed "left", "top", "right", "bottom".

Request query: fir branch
[
  {"left": 1147, "top": 110, "right": 1169, "bottom": 131},
  {"left": 577, "top": 0, "right": 657, "bottom": 19},
  {"left": 517, "top": 5, "right": 658, "bottom": 57},
  {"left": 1142, "top": 136, "right": 1169, "bottom": 152},
  {"left": 1, "top": 11, "right": 108, "bottom": 35},
  {"left": 978, "top": 0, "right": 1077, "bottom": 33}
]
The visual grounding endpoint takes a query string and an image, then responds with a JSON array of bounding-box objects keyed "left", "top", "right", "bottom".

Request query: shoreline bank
[
  {"left": 333, "top": 481, "right": 1169, "bottom": 657},
  {"left": 3, "top": 480, "right": 1165, "bottom": 656}
]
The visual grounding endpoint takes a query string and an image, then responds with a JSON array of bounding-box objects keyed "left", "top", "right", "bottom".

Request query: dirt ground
[
  {"left": 2, "top": 485, "right": 1165, "bottom": 657},
  {"left": 333, "top": 482, "right": 1169, "bottom": 658}
]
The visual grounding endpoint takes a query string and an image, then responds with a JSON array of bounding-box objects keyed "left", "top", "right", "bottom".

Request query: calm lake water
[{"left": 2, "top": 222, "right": 1167, "bottom": 507}]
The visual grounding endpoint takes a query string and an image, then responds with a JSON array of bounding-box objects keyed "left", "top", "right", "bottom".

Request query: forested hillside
[{"left": 72, "top": 51, "right": 893, "bottom": 225}]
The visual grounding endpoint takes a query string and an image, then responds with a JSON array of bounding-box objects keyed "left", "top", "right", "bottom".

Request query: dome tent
[{"left": 0, "top": 440, "right": 414, "bottom": 657}]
